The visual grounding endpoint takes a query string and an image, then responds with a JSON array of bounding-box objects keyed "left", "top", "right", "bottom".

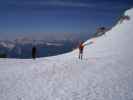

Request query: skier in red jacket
[
  {"left": 78, "top": 41, "right": 93, "bottom": 60},
  {"left": 79, "top": 42, "right": 84, "bottom": 60}
]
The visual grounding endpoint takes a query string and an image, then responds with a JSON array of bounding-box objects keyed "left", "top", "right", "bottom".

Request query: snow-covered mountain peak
[{"left": 84, "top": 8, "right": 133, "bottom": 57}]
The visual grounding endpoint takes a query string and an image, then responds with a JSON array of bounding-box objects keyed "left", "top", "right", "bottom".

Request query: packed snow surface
[{"left": 0, "top": 8, "right": 133, "bottom": 100}]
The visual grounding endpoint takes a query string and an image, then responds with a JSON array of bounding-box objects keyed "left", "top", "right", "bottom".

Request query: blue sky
[{"left": 0, "top": 0, "right": 133, "bottom": 40}]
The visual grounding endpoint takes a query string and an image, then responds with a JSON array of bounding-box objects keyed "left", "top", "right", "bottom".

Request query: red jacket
[{"left": 79, "top": 43, "right": 84, "bottom": 50}]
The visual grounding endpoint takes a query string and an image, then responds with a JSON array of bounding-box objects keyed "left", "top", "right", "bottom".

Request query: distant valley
[{"left": 0, "top": 38, "right": 80, "bottom": 58}]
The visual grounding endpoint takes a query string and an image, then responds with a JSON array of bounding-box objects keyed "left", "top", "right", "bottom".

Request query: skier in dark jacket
[{"left": 32, "top": 46, "right": 36, "bottom": 59}]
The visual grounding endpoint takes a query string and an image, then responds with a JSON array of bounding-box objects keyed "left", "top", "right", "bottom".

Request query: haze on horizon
[{"left": 0, "top": 0, "right": 132, "bottom": 40}]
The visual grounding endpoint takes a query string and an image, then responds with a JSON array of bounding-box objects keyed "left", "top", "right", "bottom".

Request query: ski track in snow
[{"left": 0, "top": 8, "right": 133, "bottom": 100}]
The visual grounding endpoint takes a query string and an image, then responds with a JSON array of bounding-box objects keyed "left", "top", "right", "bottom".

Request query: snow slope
[{"left": 0, "top": 8, "right": 133, "bottom": 100}]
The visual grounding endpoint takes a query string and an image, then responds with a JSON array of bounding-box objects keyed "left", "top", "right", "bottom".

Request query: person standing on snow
[
  {"left": 78, "top": 41, "right": 94, "bottom": 60},
  {"left": 32, "top": 46, "right": 37, "bottom": 59},
  {"left": 79, "top": 42, "right": 84, "bottom": 60}
]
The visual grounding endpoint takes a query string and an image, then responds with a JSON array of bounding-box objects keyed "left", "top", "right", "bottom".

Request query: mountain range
[{"left": 0, "top": 38, "right": 80, "bottom": 58}]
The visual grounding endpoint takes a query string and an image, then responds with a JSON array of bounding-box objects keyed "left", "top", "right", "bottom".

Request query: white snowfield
[{"left": 0, "top": 8, "right": 133, "bottom": 100}]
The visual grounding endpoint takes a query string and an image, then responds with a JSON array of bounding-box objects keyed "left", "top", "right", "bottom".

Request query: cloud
[
  {"left": 8, "top": 1, "right": 95, "bottom": 8},
  {"left": 6, "top": 0, "right": 132, "bottom": 11}
]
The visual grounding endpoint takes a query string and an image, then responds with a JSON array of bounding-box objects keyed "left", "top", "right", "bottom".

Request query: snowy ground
[{"left": 0, "top": 8, "right": 133, "bottom": 100}]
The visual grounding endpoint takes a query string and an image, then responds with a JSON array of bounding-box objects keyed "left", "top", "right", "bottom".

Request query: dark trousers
[
  {"left": 32, "top": 54, "right": 36, "bottom": 59},
  {"left": 32, "top": 53, "right": 36, "bottom": 59},
  {"left": 79, "top": 50, "right": 83, "bottom": 60}
]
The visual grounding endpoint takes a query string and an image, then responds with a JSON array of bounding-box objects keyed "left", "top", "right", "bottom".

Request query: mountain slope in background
[
  {"left": 0, "top": 8, "right": 133, "bottom": 100},
  {"left": 0, "top": 40, "right": 78, "bottom": 58}
]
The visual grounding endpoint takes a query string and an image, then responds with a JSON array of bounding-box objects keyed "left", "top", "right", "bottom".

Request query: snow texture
[{"left": 0, "top": 8, "right": 133, "bottom": 100}]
